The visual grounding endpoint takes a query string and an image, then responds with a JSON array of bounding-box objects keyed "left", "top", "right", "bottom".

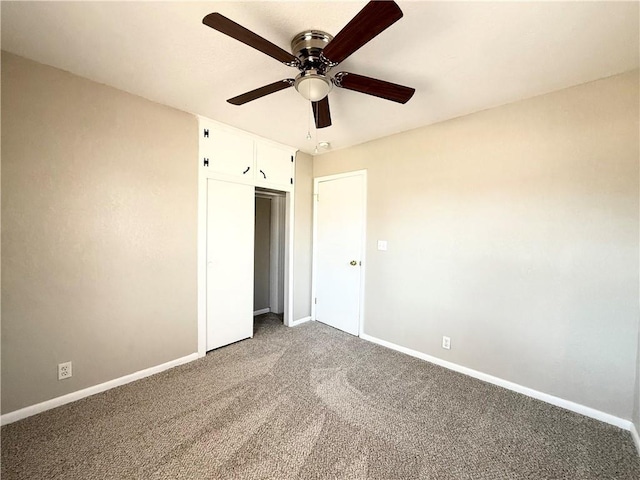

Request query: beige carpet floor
[{"left": 2, "top": 313, "right": 639, "bottom": 479}]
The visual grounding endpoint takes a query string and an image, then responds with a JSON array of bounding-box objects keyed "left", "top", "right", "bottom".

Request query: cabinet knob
[{"left": 350, "top": 260, "right": 358, "bottom": 266}]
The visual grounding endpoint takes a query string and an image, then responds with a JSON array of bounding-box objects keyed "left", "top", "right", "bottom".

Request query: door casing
[{"left": 256, "top": 189, "right": 286, "bottom": 315}]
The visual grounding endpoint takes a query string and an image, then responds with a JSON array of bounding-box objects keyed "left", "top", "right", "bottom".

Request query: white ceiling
[{"left": 2, "top": 1, "right": 638, "bottom": 155}]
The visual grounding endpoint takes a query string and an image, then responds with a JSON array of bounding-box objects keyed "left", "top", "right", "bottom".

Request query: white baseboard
[
  {"left": 631, "top": 423, "right": 640, "bottom": 456},
  {"left": 1, "top": 352, "right": 199, "bottom": 426},
  {"left": 253, "top": 308, "right": 271, "bottom": 316},
  {"left": 289, "top": 316, "right": 312, "bottom": 327},
  {"left": 3, "top": 334, "right": 636, "bottom": 453},
  {"left": 360, "top": 333, "right": 632, "bottom": 431}
]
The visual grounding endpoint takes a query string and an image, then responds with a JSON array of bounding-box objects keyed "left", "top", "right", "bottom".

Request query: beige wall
[
  {"left": 254, "top": 197, "right": 271, "bottom": 311},
  {"left": 293, "top": 152, "right": 313, "bottom": 321},
  {"left": 1, "top": 53, "right": 198, "bottom": 414},
  {"left": 314, "top": 71, "right": 639, "bottom": 419}
]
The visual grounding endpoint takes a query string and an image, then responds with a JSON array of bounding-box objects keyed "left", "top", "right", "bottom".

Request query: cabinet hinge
[
  {"left": 203, "top": 158, "right": 209, "bottom": 167},
  {"left": 203, "top": 128, "right": 209, "bottom": 138},
  {"left": 315, "top": 298, "right": 317, "bottom": 304}
]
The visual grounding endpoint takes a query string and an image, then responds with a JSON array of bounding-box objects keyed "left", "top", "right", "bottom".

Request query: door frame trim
[
  {"left": 311, "top": 169, "right": 367, "bottom": 337},
  {"left": 197, "top": 172, "right": 295, "bottom": 357},
  {"left": 256, "top": 190, "right": 286, "bottom": 315}
]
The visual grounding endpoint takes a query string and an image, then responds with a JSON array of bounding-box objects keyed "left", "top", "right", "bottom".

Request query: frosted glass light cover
[{"left": 296, "top": 76, "right": 331, "bottom": 101}]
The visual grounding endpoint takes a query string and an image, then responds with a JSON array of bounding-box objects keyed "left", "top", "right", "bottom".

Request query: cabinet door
[
  {"left": 206, "top": 179, "right": 254, "bottom": 350},
  {"left": 203, "top": 126, "right": 255, "bottom": 180},
  {"left": 255, "top": 143, "right": 293, "bottom": 190}
]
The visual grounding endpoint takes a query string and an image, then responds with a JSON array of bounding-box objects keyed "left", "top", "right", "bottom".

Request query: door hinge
[
  {"left": 203, "top": 157, "right": 209, "bottom": 167},
  {"left": 203, "top": 128, "right": 209, "bottom": 138}
]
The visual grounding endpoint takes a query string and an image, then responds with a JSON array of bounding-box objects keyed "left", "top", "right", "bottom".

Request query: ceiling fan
[{"left": 202, "top": 1, "right": 415, "bottom": 129}]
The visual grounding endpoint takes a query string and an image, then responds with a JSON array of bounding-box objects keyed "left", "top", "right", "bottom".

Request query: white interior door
[
  {"left": 314, "top": 172, "right": 366, "bottom": 336},
  {"left": 207, "top": 179, "right": 254, "bottom": 350}
]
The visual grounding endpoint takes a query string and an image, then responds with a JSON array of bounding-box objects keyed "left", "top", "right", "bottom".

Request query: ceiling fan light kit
[
  {"left": 294, "top": 70, "right": 332, "bottom": 102},
  {"left": 202, "top": 1, "right": 415, "bottom": 128}
]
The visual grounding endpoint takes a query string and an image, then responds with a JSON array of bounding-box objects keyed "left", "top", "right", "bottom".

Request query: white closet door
[{"left": 206, "top": 179, "right": 254, "bottom": 350}]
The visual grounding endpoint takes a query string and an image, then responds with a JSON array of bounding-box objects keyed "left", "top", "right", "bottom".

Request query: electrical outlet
[
  {"left": 58, "top": 361, "right": 72, "bottom": 380},
  {"left": 442, "top": 336, "right": 451, "bottom": 350}
]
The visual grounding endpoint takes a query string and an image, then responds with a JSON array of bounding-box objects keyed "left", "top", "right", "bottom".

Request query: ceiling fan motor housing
[{"left": 290, "top": 30, "right": 333, "bottom": 71}]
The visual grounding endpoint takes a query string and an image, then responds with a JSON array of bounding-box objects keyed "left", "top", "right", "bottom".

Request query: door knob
[{"left": 350, "top": 260, "right": 358, "bottom": 266}]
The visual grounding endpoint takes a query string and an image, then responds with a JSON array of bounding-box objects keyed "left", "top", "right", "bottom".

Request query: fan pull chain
[{"left": 314, "top": 118, "right": 319, "bottom": 154}]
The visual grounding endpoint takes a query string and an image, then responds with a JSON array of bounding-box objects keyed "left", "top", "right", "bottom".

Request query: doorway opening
[{"left": 254, "top": 188, "right": 286, "bottom": 326}]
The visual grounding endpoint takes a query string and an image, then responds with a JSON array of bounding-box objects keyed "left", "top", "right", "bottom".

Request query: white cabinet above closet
[
  {"left": 199, "top": 118, "right": 296, "bottom": 191},
  {"left": 202, "top": 126, "right": 254, "bottom": 179},
  {"left": 255, "top": 142, "right": 294, "bottom": 190}
]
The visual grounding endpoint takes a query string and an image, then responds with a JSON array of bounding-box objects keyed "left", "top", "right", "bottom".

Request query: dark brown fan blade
[
  {"left": 312, "top": 96, "right": 332, "bottom": 128},
  {"left": 227, "top": 79, "right": 295, "bottom": 105},
  {"left": 321, "top": 1, "right": 403, "bottom": 65},
  {"left": 203, "top": 13, "right": 299, "bottom": 66},
  {"left": 334, "top": 72, "right": 415, "bottom": 104}
]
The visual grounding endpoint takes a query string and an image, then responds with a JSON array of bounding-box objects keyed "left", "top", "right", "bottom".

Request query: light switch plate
[{"left": 377, "top": 240, "right": 388, "bottom": 251}]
